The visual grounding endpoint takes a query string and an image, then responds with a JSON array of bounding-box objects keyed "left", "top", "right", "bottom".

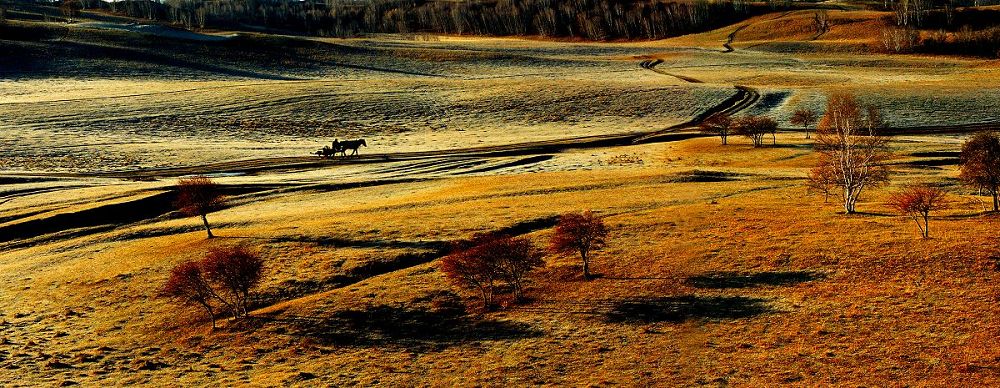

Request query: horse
[{"left": 338, "top": 139, "right": 367, "bottom": 156}]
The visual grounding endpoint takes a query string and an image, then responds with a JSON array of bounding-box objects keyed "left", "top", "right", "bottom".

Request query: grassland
[
  {"left": 3, "top": 134, "right": 1000, "bottom": 385},
  {"left": 3, "top": 6, "right": 1000, "bottom": 386}
]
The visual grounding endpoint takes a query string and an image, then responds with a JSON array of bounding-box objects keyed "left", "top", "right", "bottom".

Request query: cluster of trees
[
  {"left": 880, "top": 6, "right": 1000, "bottom": 57},
  {"left": 804, "top": 95, "right": 1000, "bottom": 238},
  {"left": 883, "top": 0, "right": 998, "bottom": 28},
  {"left": 50, "top": 0, "right": 785, "bottom": 40},
  {"left": 917, "top": 26, "right": 1000, "bottom": 58},
  {"left": 163, "top": 176, "right": 261, "bottom": 329},
  {"left": 162, "top": 245, "right": 265, "bottom": 328},
  {"left": 441, "top": 211, "right": 608, "bottom": 309},
  {"left": 698, "top": 93, "right": 1000, "bottom": 239},
  {"left": 700, "top": 94, "right": 894, "bottom": 217},
  {"left": 440, "top": 234, "right": 544, "bottom": 308},
  {"left": 165, "top": 177, "right": 613, "bottom": 321},
  {"left": 877, "top": 144, "right": 1000, "bottom": 239},
  {"left": 698, "top": 114, "right": 778, "bottom": 147}
]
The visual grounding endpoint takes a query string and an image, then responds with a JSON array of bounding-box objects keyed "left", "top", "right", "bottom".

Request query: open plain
[{"left": 3, "top": 5, "right": 1000, "bottom": 386}]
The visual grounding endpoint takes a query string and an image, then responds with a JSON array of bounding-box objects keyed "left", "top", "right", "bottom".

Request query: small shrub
[
  {"left": 888, "top": 185, "right": 947, "bottom": 238},
  {"left": 163, "top": 261, "right": 222, "bottom": 328}
]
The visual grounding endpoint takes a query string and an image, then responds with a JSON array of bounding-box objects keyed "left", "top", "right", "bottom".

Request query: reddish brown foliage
[
  {"left": 201, "top": 246, "right": 265, "bottom": 319},
  {"left": 174, "top": 176, "right": 225, "bottom": 238},
  {"left": 441, "top": 234, "right": 543, "bottom": 310},
  {"left": 549, "top": 211, "right": 608, "bottom": 280},
  {"left": 888, "top": 185, "right": 947, "bottom": 238},
  {"left": 162, "top": 260, "right": 221, "bottom": 328},
  {"left": 790, "top": 108, "right": 818, "bottom": 139},
  {"left": 162, "top": 245, "right": 265, "bottom": 327},
  {"left": 733, "top": 115, "right": 778, "bottom": 147},
  {"left": 960, "top": 131, "right": 1000, "bottom": 212},
  {"left": 699, "top": 114, "right": 733, "bottom": 145}
]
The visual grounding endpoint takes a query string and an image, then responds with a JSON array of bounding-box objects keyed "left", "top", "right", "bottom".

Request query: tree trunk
[
  {"left": 201, "top": 213, "right": 214, "bottom": 238},
  {"left": 993, "top": 188, "right": 999, "bottom": 212},
  {"left": 201, "top": 303, "right": 216, "bottom": 329},
  {"left": 721, "top": 134, "right": 727, "bottom": 145},
  {"left": 581, "top": 250, "right": 591, "bottom": 280},
  {"left": 923, "top": 215, "right": 929, "bottom": 238},
  {"left": 844, "top": 187, "right": 855, "bottom": 213}
]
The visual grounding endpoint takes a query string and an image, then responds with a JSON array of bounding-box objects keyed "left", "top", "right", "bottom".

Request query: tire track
[
  {"left": 639, "top": 59, "right": 703, "bottom": 83},
  {"left": 630, "top": 83, "right": 761, "bottom": 144},
  {"left": 724, "top": 24, "right": 750, "bottom": 53}
]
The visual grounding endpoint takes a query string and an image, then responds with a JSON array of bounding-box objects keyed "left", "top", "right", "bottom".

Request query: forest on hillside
[
  {"left": 8, "top": 0, "right": 791, "bottom": 40},
  {"left": 3, "top": 0, "right": 999, "bottom": 42}
]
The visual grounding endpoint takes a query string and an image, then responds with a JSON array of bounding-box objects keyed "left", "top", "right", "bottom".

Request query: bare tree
[
  {"left": 549, "top": 211, "right": 608, "bottom": 280},
  {"left": 700, "top": 114, "right": 733, "bottom": 145},
  {"left": 174, "top": 176, "right": 225, "bottom": 238},
  {"left": 960, "top": 131, "right": 1000, "bottom": 211},
  {"left": 809, "top": 93, "right": 892, "bottom": 214},
  {"left": 790, "top": 108, "right": 818, "bottom": 139},
  {"left": 888, "top": 185, "right": 947, "bottom": 238},
  {"left": 733, "top": 115, "right": 778, "bottom": 147},
  {"left": 806, "top": 163, "right": 838, "bottom": 203},
  {"left": 812, "top": 11, "right": 830, "bottom": 37}
]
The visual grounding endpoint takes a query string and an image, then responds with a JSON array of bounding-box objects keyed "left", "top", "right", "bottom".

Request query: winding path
[
  {"left": 640, "top": 59, "right": 703, "bottom": 83},
  {"left": 723, "top": 24, "right": 750, "bottom": 53}
]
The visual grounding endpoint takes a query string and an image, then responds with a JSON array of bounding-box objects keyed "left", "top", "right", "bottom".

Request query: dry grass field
[{"left": 3, "top": 5, "right": 1000, "bottom": 386}]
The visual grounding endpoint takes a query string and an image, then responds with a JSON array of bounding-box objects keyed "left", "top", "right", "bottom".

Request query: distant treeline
[
  {"left": 879, "top": 7, "right": 1000, "bottom": 58},
  {"left": 917, "top": 26, "right": 1000, "bottom": 57},
  {"left": 37, "top": 0, "right": 789, "bottom": 40}
]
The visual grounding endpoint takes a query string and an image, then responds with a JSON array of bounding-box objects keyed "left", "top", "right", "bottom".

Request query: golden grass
[
  {"left": 3, "top": 134, "right": 999, "bottom": 385},
  {"left": 5, "top": 13, "right": 1000, "bottom": 384}
]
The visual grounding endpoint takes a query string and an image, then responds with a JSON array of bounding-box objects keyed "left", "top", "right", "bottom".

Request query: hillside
[
  {"left": 3, "top": 134, "right": 1000, "bottom": 385},
  {"left": 3, "top": 4, "right": 1000, "bottom": 386}
]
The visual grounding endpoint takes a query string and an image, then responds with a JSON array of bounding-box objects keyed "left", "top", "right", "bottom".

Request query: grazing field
[
  {"left": 3, "top": 135, "right": 1000, "bottom": 385},
  {"left": 3, "top": 15, "right": 1000, "bottom": 173},
  {"left": 3, "top": 6, "right": 1000, "bottom": 386}
]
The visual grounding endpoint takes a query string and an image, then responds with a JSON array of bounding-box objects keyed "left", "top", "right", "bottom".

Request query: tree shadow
[
  {"left": 265, "top": 306, "right": 542, "bottom": 351},
  {"left": 844, "top": 211, "right": 893, "bottom": 217},
  {"left": 222, "top": 235, "right": 450, "bottom": 251},
  {"left": 686, "top": 271, "right": 823, "bottom": 289},
  {"left": 606, "top": 295, "right": 773, "bottom": 323},
  {"left": 767, "top": 143, "right": 812, "bottom": 149}
]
